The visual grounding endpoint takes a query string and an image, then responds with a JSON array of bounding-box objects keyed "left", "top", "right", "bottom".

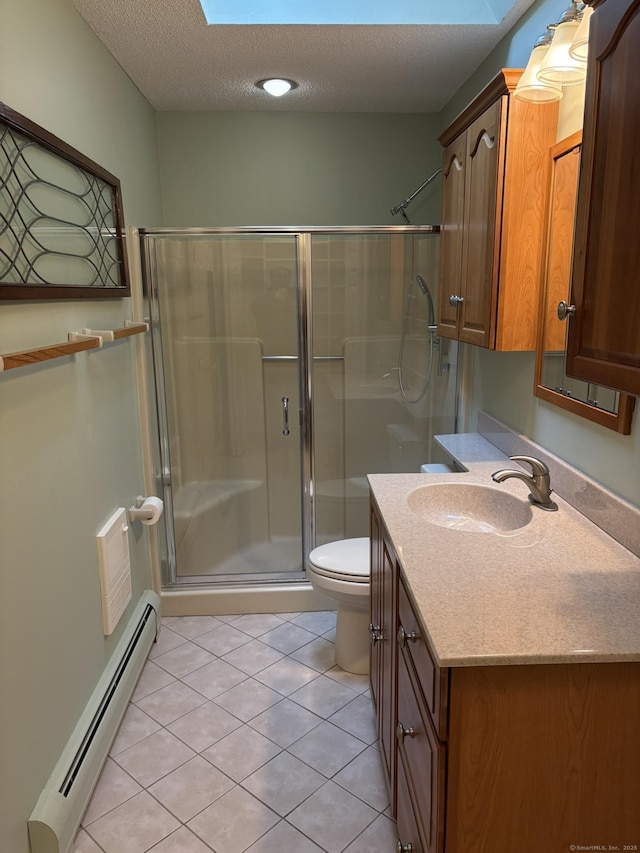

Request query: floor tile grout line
[
  {"left": 81, "top": 824, "right": 110, "bottom": 853},
  {"left": 150, "top": 622, "right": 336, "bottom": 683},
  {"left": 115, "top": 667, "right": 368, "bottom": 774},
  {"left": 339, "top": 808, "right": 388, "bottom": 853},
  {"left": 80, "top": 757, "right": 148, "bottom": 829},
  {"left": 78, "top": 612, "right": 389, "bottom": 853},
  {"left": 142, "top": 763, "right": 238, "bottom": 833},
  {"left": 103, "top": 693, "right": 381, "bottom": 833}
]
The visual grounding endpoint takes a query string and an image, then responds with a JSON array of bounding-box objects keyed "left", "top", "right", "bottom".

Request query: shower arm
[{"left": 390, "top": 168, "right": 443, "bottom": 221}]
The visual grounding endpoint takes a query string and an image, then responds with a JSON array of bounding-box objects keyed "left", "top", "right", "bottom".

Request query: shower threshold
[{"left": 173, "top": 535, "right": 306, "bottom": 586}]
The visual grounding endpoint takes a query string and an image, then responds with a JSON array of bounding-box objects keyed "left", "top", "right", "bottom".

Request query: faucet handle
[{"left": 509, "top": 455, "right": 550, "bottom": 478}]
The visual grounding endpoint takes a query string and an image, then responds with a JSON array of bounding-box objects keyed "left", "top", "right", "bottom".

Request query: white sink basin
[{"left": 407, "top": 483, "right": 533, "bottom": 533}]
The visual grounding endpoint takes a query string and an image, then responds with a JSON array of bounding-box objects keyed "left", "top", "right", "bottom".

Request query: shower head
[{"left": 415, "top": 275, "right": 436, "bottom": 329}]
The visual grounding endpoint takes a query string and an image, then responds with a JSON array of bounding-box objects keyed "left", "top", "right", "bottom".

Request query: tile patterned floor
[{"left": 74, "top": 611, "right": 398, "bottom": 853}]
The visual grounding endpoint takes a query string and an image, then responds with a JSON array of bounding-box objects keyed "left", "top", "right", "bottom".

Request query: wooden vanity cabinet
[
  {"left": 438, "top": 70, "right": 558, "bottom": 351},
  {"left": 565, "top": 0, "right": 640, "bottom": 396},
  {"left": 370, "top": 498, "right": 640, "bottom": 852}
]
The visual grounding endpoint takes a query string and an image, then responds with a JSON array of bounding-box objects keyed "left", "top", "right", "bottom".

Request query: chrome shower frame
[{"left": 139, "top": 225, "right": 442, "bottom": 588}]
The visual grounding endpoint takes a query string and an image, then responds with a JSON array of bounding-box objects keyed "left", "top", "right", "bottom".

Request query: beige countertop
[{"left": 368, "top": 434, "right": 640, "bottom": 667}]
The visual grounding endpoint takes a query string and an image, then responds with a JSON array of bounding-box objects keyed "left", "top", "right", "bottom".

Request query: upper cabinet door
[
  {"left": 566, "top": 0, "right": 640, "bottom": 396},
  {"left": 459, "top": 99, "right": 504, "bottom": 348},
  {"left": 438, "top": 133, "right": 467, "bottom": 338},
  {"left": 437, "top": 70, "right": 558, "bottom": 351}
]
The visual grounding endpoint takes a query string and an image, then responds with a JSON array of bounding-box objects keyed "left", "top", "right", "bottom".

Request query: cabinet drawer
[
  {"left": 398, "top": 577, "right": 447, "bottom": 739},
  {"left": 397, "top": 651, "right": 445, "bottom": 853}
]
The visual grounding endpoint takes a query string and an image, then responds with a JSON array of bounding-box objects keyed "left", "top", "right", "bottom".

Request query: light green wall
[
  {"left": 0, "top": 1, "right": 162, "bottom": 850},
  {"left": 438, "top": 0, "right": 640, "bottom": 508},
  {"left": 156, "top": 111, "right": 443, "bottom": 226}
]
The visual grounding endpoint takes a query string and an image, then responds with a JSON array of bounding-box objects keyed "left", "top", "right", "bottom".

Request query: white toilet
[{"left": 306, "top": 537, "right": 370, "bottom": 675}]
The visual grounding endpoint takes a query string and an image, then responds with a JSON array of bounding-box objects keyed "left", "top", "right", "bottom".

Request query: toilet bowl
[{"left": 307, "top": 537, "right": 370, "bottom": 675}]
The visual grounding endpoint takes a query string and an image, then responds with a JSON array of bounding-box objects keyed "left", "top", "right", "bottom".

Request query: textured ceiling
[{"left": 73, "top": 0, "right": 536, "bottom": 112}]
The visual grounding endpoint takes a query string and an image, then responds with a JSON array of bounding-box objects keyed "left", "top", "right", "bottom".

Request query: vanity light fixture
[
  {"left": 514, "top": 28, "right": 564, "bottom": 103},
  {"left": 537, "top": 0, "right": 587, "bottom": 85},
  {"left": 515, "top": 1, "right": 590, "bottom": 103},
  {"left": 256, "top": 78, "right": 298, "bottom": 97},
  {"left": 568, "top": 4, "right": 593, "bottom": 60}
]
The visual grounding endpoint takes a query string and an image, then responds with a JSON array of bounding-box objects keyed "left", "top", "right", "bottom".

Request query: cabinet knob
[
  {"left": 397, "top": 625, "right": 419, "bottom": 648},
  {"left": 449, "top": 294, "right": 464, "bottom": 307},
  {"left": 397, "top": 721, "right": 417, "bottom": 743},
  {"left": 396, "top": 840, "right": 414, "bottom": 852},
  {"left": 557, "top": 301, "right": 576, "bottom": 321},
  {"left": 368, "top": 622, "right": 383, "bottom": 644}
]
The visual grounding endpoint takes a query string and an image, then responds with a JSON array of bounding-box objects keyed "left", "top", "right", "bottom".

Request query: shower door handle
[{"left": 281, "top": 396, "right": 290, "bottom": 436}]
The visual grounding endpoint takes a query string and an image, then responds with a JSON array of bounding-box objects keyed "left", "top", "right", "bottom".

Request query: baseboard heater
[{"left": 28, "top": 590, "right": 160, "bottom": 853}]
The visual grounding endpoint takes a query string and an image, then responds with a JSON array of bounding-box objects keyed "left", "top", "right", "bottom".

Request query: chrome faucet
[{"left": 491, "top": 455, "right": 558, "bottom": 511}]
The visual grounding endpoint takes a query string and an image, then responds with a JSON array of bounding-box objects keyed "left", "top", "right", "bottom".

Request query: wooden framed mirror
[{"left": 534, "top": 131, "right": 634, "bottom": 434}]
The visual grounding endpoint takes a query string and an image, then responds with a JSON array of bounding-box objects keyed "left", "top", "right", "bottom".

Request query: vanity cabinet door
[
  {"left": 379, "top": 534, "right": 397, "bottom": 805},
  {"left": 566, "top": 0, "right": 640, "bottom": 396},
  {"left": 369, "top": 500, "right": 397, "bottom": 812},
  {"left": 369, "top": 505, "right": 382, "bottom": 715},
  {"left": 397, "top": 651, "right": 445, "bottom": 853},
  {"left": 396, "top": 755, "right": 425, "bottom": 853}
]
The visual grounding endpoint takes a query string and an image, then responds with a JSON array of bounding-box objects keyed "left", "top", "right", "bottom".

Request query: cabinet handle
[
  {"left": 396, "top": 840, "right": 414, "bottom": 852},
  {"left": 449, "top": 294, "right": 464, "bottom": 307},
  {"left": 557, "top": 301, "right": 576, "bottom": 321},
  {"left": 397, "top": 721, "right": 417, "bottom": 743},
  {"left": 368, "top": 622, "right": 383, "bottom": 644},
  {"left": 397, "top": 625, "right": 419, "bottom": 648}
]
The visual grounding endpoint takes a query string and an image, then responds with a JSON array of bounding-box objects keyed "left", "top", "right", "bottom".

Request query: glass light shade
[
  {"left": 537, "top": 21, "right": 587, "bottom": 84},
  {"left": 569, "top": 6, "right": 593, "bottom": 60},
  {"left": 514, "top": 45, "right": 564, "bottom": 102},
  {"left": 258, "top": 78, "right": 295, "bottom": 97}
]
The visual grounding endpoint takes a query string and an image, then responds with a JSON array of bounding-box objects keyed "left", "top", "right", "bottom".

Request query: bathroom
[{"left": 1, "top": 0, "right": 639, "bottom": 851}]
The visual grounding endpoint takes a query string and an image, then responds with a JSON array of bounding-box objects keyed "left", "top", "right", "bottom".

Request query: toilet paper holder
[{"left": 128, "top": 495, "right": 164, "bottom": 525}]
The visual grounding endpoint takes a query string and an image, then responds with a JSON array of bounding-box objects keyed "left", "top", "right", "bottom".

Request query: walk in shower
[{"left": 141, "top": 227, "right": 459, "bottom": 587}]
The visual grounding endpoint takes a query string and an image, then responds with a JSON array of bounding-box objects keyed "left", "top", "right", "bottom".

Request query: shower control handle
[
  {"left": 449, "top": 294, "right": 464, "bottom": 307},
  {"left": 281, "top": 396, "right": 290, "bottom": 436}
]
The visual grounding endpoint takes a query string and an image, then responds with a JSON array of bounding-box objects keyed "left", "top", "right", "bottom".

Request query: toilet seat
[{"left": 308, "top": 537, "right": 370, "bottom": 584}]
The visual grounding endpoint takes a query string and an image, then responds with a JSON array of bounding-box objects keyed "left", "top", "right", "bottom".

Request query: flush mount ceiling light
[{"left": 256, "top": 78, "right": 298, "bottom": 97}]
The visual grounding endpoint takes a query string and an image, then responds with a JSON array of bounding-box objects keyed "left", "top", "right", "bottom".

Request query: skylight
[{"left": 199, "top": 0, "right": 516, "bottom": 26}]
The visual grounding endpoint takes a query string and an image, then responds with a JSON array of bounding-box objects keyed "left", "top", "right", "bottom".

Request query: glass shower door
[
  {"left": 310, "top": 230, "right": 458, "bottom": 545},
  {"left": 146, "top": 233, "right": 304, "bottom": 583}
]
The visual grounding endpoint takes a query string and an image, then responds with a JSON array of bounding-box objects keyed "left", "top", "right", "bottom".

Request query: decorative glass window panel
[{"left": 0, "top": 102, "right": 129, "bottom": 299}]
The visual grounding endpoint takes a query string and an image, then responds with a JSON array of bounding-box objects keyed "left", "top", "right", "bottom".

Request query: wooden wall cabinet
[
  {"left": 370, "top": 498, "right": 640, "bottom": 852},
  {"left": 534, "top": 131, "right": 635, "bottom": 432},
  {"left": 565, "top": 0, "right": 640, "bottom": 396},
  {"left": 437, "top": 70, "right": 558, "bottom": 350}
]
